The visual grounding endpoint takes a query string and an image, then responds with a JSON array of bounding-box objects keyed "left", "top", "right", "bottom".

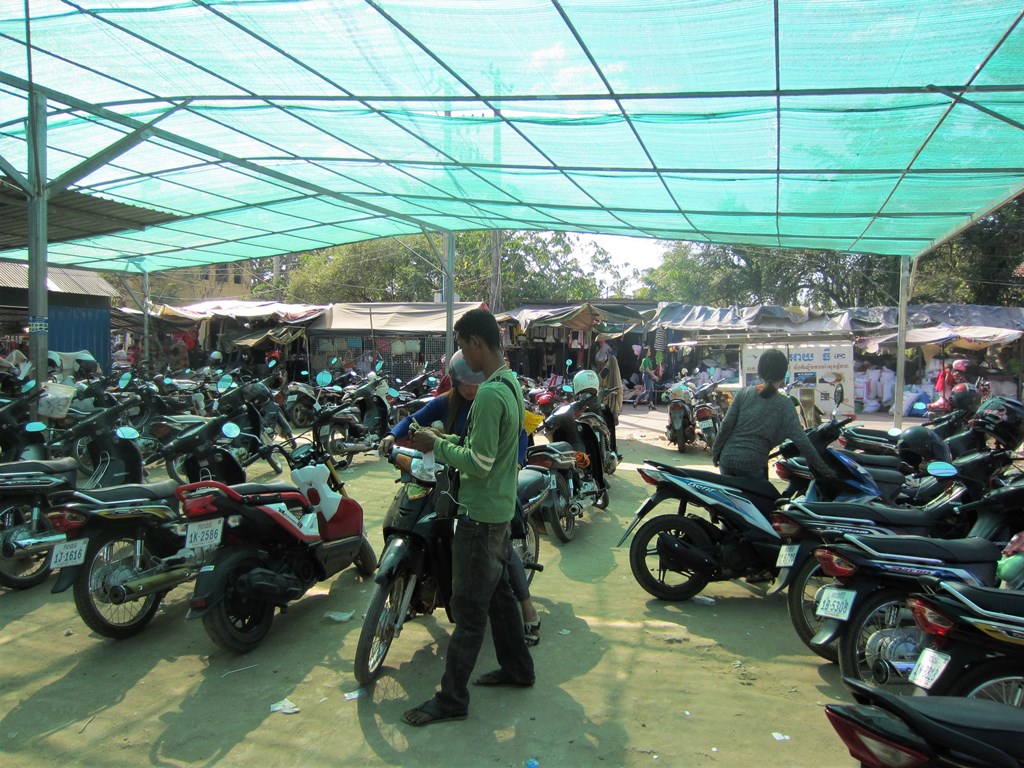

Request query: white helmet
[
  {"left": 209, "top": 350, "right": 223, "bottom": 364},
  {"left": 572, "top": 369, "right": 600, "bottom": 396}
]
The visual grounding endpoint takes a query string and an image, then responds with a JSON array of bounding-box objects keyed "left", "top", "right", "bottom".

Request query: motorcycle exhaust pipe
[
  {"left": 2, "top": 531, "right": 67, "bottom": 558},
  {"left": 108, "top": 567, "right": 195, "bottom": 605},
  {"left": 656, "top": 531, "right": 716, "bottom": 575},
  {"left": 871, "top": 659, "right": 917, "bottom": 686},
  {"left": 331, "top": 441, "right": 376, "bottom": 454}
]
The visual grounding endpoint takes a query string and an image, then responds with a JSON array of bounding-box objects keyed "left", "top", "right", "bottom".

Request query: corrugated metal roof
[{"left": 0, "top": 263, "right": 118, "bottom": 297}]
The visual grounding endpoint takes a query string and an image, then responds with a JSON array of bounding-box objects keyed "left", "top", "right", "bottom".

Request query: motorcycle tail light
[
  {"left": 838, "top": 435, "right": 848, "bottom": 447},
  {"left": 775, "top": 462, "right": 792, "bottom": 480},
  {"left": 770, "top": 513, "right": 801, "bottom": 538},
  {"left": 637, "top": 468, "right": 660, "bottom": 486},
  {"left": 814, "top": 547, "right": 857, "bottom": 578},
  {"left": 537, "top": 393, "right": 554, "bottom": 405},
  {"left": 824, "top": 708, "right": 929, "bottom": 768},
  {"left": 182, "top": 494, "right": 219, "bottom": 517},
  {"left": 46, "top": 510, "right": 87, "bottom": 533},
  {"left": 694, "top": 406, "right": 713, "bottom": 420},
  {"left": 528, "top": 455, "right": 555, "bottom": 469},
  {"left": 907, "top": 597, "right": 955, "bottom": 639}
]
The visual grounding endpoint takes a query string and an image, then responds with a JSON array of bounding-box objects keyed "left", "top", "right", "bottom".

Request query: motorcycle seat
[
  {"left": 796, "top": 500, "right": 950, "bottom": 528},
  {"left": 842, "top": 426, "right": 896, "bottom": 443},
  {"left": 939, "top": 580, "right": 1024, "bottom": 621},
  {"left": 529, "top": 441, "right": 576, "bottom": 456},
  {"left": 835, "top": 450, "right": 904, "bottom": 470},
  {"left": 649, "top": 462, "right": 780, "bottom": 501},
  {"left": 517, "top": 467, "right": 550, "bottom": 500},
  {"left": 848, "top": 534, "right": 1002, "bottom": 563},
  {"left": 231, "top": 482, "right": 298, "bottom": 495},
  {"left": 78, "top": 479, "right": 180, "bottom": 503},
  {"left": 0, "top": 457, "right": 79, "bottom": 476},
  {"left": 894, "top": 695, "right": 1024, "bottom": 761}
]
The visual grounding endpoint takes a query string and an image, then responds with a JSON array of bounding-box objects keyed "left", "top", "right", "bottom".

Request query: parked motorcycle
[
  {"left": 825, "top": 677, "right": 1024, "bottom": 768},
  {"left": 664, "top": 377, "right": 697, "bottom": 452},
  {"left": 180, "top": 461, "right": 377, "bottom": 652}
]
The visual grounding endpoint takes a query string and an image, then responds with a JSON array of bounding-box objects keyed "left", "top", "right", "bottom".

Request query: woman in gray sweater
[{"left": 712, "top": 348, "right": 834, "bottom": 479}]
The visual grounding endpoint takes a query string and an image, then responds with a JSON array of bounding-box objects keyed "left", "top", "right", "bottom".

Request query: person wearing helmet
[
  {"left": 897, "top": 426, "right": 952, "bottom": 473},
  {"left": 380, "top": 347, "right": 539, "bottom": 648},
  {"left": 950, "top": 382, "right": 981, "bottom": 415},
  {"left": 572, "top": 368, "right": 619, "bottom": 454},
  {"left": 713, "top": 348, "right": 836, "bottom": 479}
]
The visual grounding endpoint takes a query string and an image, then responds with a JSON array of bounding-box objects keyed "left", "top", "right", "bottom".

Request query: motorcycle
[
  {"left": 825, "top": 677, "right": 1024, "bottom": 768},
  {"left": 0, "top": 378, "right": 47, "bottom": 461},
  {"left": 353, "top": 446, "right": 546, "bottom": 684},
  {"left": 319, "top": 362, "right": 403, "bottom": 469},
  {"left": 664, "top": 377, "right": 697, "bottom": 452},
  {"left": 180, "top": 457, "right": 377, "bottom": 652},
  {"left": 692, "top": 378, "right": 725, "bottom": 449}
]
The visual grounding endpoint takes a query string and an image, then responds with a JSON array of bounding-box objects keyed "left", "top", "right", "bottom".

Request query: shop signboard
[{"left": 741, "top": 342, "right": 855, "bottom": 416}]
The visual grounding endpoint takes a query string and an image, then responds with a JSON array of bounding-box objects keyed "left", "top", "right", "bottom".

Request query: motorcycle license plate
[
  {"left": 815, "top": 586, "right": 856, "bottom": 620},
  {"left": 185, "top": 518, "right": 224, "bottom": 550},
  {"left": 909, "top": 648, "right": 950, "bottom": 690},
  {"left": 698, "top": 419, "right": 714, "bottom": 430},
  {"left": 50, "top": 539, "right": 88, "bottom": 569},
  {"left": 775, "top": 544, "right": 799, "bottom": 568},
  {"left": 286, "top": 394, "right": 298, "bottom": 403}
]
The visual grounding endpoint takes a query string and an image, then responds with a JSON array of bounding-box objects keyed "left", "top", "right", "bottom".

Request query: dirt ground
[{"left": 0, "top": 406, "right": 908, "bottom": 767}]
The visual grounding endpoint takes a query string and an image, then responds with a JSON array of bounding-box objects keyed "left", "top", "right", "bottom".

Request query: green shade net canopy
[{"left": 2, "top": 0, "right": 1024, "bottom": 272}]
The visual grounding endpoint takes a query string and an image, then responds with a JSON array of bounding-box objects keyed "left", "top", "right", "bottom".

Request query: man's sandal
[
  {"left": 401, "top": 699, "right": 468, "bottom": 727},
  {"left": 473, "top": 669, "right": 535, "bottom": 687}
]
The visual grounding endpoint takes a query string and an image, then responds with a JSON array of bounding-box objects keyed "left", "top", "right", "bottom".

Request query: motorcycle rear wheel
[
  {"left": 289, "top": 402, "right": 315, "bottom": 430},
  {"left": 354, "top": 536, "right": 378, "bottom": 577},
  {"left": 545, "top": 473, "right": 576, "bottom": 544},
  {"left": 837, "top": 588, "right": 921, "bottom": 695},
  {"left": 0, "top": 506, "right": 52, "bottom": 589},
  {"left": 786, "top": 556, "right": 840, "bottom": 663},
  {"left": 702, "top": 425, "right": 718, "bottom": 450},
  {"left": 354, "top": 573, "right": 408, "bottom": 685},
  {"left": 947, "top": 659, "right": 1024, "bottom": 706},
  {"left": 201, "top": 553, "right": 275, "bottom": 653},
  {"left": 629, "top": 514, "right": 712, "bottom": 601},
  {"left": 73, "top": 527, "right": 162, "bottom": 639},
  {"left": 675, "top": 427, "right": 687, "bottom": 453},
  {"left": 512, "top": 517, "right": 541, "bottom": 587}
]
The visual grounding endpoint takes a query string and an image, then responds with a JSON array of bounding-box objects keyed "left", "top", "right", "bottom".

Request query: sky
[{"left": 580, "top": 233, "right": 669, "bottom": 293}]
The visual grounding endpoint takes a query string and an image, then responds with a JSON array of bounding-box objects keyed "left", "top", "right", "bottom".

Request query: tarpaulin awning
[
  {"left": 862, "top": 325, "right": 1022, "bottom": 353},
  {"left": 3, "top": 2, "right": 1024, "bottom": 273},
  {"left": 232, "top": 325, "right": 306, "bottom": 348},
  {"left": 501, "top": 303, "right": 645, "bottom": 333},
  {"left": 308, "top": 302, "right": 485, "bottom": 335},
  {"left": 150, "top": 300, "right": 326, "bottom": 324}
]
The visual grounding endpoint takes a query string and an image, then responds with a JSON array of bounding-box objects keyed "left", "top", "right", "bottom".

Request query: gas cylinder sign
[{"left": 741, "top": 342, "right": 855, "bottom": 415}]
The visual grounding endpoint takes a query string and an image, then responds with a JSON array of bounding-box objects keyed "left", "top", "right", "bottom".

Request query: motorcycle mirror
[
  {"left": 331, "top": 357, "right": 339, "bottom": 365},
  {"left": 387, "top": 388, "right": 400, "bottom": 398},
  {"left": 117, "top": 372, "right": 132, "bottom": 389},
  {"left": 331, "top": 385, "right": 344, "bottom": 392},
  {"left": 887, "top": 427, "right": 903, "bottom": 437},
  {"left": 221, "top": 422, "right": 241, "bottom": 439},
  {"left": 427, "top": 376, "right": 438, "bottom": 385},
  {"left": 21, "top": 379, "right": 36, "bottom": 393},
  {"left": 565, "top": 359, "right": 573, "bottom": 369},
  {"left": 216, "top": 374, "right": 234, "bottom": 393},
  {"left": 834, "top": 383, "right": 845, "bottom": 404},
  {"left": 267, "top": 358, "right": 277, "bottom": 369},
  {"left": 25, "top": 421, "right": 47, "bottom": 433},
  {"left": 114, "top": 426, "right": 140, "bottom": 440},
  {"left": 912, "top": 401, "right": 927, "bottom": 412},
  {"left": 926, "top": 460, "right": 957, "bottom": 479},
  {"left": 709, "top": 367, "right": 716, "bottom": 376},
  {"left": 163, "top": 377, "right": 173, "bottom": 385},
  {"left": 301, "top": 369, "right": 309, "bottom": 376},
  {"left": 375, "top": 360, "right": 384, "bottom": 372},
  {"left": 215, "top": 368, "right": 224, "bottom": 375},
  {"left": 315, "top": 370, "right": 333, "bottom": 387},
  {"left": 562, "top": 384, "right": 573, "bottom": 393},
  {"left": 184, "top": 368, "right": 192, "bottom": 374}
]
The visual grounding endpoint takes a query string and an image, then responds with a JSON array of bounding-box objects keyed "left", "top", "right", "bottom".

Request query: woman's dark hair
[
  {"left": 757, "top": 348, "right": 789, "bottom": 399},
  {"left": 453, "top": 308, "right": 501, "bottom": 352},
  {"left": 445, "top": 387, "right": 469, "bottom": 435}
]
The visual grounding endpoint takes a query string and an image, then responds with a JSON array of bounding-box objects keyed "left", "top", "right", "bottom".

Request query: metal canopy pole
[
  {"left": 26, "top": 91, "right": 48, "bottom": 396},
  {"left": 444, "top": 232, "right": 455, "bottom": 361},
  {"left": 142, "top": 269, "right": 151, "bottom": 371},
  {"left": 893, "top": 255, "right": 912, "bottom": 428}
]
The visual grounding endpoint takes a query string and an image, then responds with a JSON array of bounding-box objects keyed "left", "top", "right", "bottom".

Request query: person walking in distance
[
  {"left": 712, "top": 348, "right": 835, "bottom": 480},
  {"left": 403, "top": 309, "right": 534, "bottom": 727},
  {"left": 634, "top": 344, "right": 659, "bottom": 410}
]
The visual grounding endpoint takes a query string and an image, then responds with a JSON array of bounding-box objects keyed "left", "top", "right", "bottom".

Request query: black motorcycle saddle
[
  {"left": 848, "top": 534, "right": 1002, "bottom": 563},
  {"left": 940, "top": 580, "right": 1024, "bottom": 619},
  {"left": 0, "top": 457, "right": 79, "bottom": 476},
  {"left": 231, "top": 482, "right": 298, "bottom": 495},
  {"left": 532, "top": 441, "right": 576, "bottom": 455},
  {"left": 798, "top": 500, "right": 950, "bottom": 527},
  {"left": 78, "top": 479, "right": 180, "bottom": 503},
  {"left": 897, "top": 695, "right": 1024, "bottom": 762},
  {"left": 517, "top": 468, "right": 549, "bottom": 499},
  {"left": 834, "top": 449, "right": 904, "bottom": 470},
  {"left": 649, "top": 462, "right": 780, "bottom": 501}
]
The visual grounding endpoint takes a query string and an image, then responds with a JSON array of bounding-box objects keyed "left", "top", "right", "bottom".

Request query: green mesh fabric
[{"left": 1, "top": 1, "right": 1023, "bottom": 272}]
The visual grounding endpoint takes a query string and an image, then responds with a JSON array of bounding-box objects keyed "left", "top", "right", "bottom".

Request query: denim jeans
[
  {"left": 435, "top": 518, "right": 534, "bottom": 714},
  {"left": 638, "top": 373, "right": 655, "bottom": 404}
]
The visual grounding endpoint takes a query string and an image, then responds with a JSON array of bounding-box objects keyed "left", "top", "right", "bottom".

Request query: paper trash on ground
[
  {"left": 270, "top": 698, "right": 300, "bottom": 714},
  {"left": 324, "top": 611, "right": 355, "bottom": 622}
]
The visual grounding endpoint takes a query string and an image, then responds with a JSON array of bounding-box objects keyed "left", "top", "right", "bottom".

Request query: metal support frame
[
  {"left": 893, "top": 255, "right": 912, "bottom": 428},
  {"left": 142, "top": 270, "right": 151, "bottom": 371},
  {"left": 27, "top": 91, "right": 48, "bottom": 402},
  {"left": 444, "top": 232, "right": 455, "bottom": 361}
]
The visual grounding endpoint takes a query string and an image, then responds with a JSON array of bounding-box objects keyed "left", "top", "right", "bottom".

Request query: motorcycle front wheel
[
  {"left": 73, "top": 526, "right": 162, "bottom": 639},
  {"left": 628, "top": 514, "right": 712, "bottom": 601},
  {"left": 0, "top": 505, "right": 52, "bottom": 589},
  {"left": 289, "top": 402, "right": 315, "bottom": 430},
  {"left": 201, "top": 552, "right": 275, "bottom": 653},
  {"left": 545, "top": 473, "right": 576, "bottom": 544},
  {"left": 318, "top": 422, "right": 353, "bottom": 470},
  {"left": 354, "top": 573, "right": 408, "bottom": 685},
  {"left": 786, "top": 556, "right": 840, "bottom": 663},
  {"left": 947, "top": 659, "right": 1024, "bottom": 706},
  {"left": 837, "top": 588, "right": 921, "bottom": 695},
  {"left": 512, "top": 517, "right": 541, "bottom": 587}
]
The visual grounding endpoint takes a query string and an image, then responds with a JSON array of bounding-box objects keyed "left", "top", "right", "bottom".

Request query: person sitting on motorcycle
[
  {"left": 712, "top": 348, "right": 836, "bottom": 480},
  {"left": 379, "top": 349, "right": 540, "bottom": 646},
  {"left": 572, "top": 368, "right": 619, "bottom": 455}
]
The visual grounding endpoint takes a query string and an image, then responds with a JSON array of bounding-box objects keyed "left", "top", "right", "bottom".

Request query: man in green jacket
[{"left": 404, "top": 309, "right": 535, "bottom": 726}]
